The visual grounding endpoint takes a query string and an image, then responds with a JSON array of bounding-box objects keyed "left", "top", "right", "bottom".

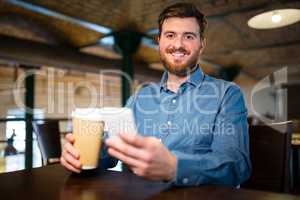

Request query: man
[{"left": 60, "top": 3, "right": 251, "bottom": 186}]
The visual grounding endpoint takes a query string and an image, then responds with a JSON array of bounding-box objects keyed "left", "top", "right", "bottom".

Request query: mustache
[{"left": 166, "top": 47, "right": 189, "bottom": 54}]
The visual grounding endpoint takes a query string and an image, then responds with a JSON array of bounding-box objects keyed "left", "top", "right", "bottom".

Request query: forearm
[{"left": 171, "top": 148, "right": 251, "bottom": 187}]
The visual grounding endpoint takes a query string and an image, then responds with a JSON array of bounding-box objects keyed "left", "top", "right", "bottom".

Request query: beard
[{"left": 160, "top": 46, "right": 200, "bottom": 77}]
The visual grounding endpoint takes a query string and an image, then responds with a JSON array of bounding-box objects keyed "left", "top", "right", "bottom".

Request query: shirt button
[
  {"left": 172, "top": 99, "right": 176, "bottom": 104},
  {"left": 167, "top": 121, "right": 172, "bottom": 126},
  {"left": 182, "top": 178, "right": 189, "bottom": 184}
]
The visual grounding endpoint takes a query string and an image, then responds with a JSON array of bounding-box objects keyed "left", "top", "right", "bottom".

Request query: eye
[
  {"left": 165, "top": 33, "right": 175, "bottom": 39},
  {"left": 185, "top": 34, "right": 195, "bottom": 40}
]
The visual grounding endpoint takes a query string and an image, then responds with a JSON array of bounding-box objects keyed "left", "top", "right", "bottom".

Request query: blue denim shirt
[{"left": 103, "top": 66, "right": 251, "bottom": 187}]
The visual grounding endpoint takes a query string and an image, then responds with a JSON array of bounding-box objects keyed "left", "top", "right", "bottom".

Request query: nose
[{"left": 173, "top": 36, "right": 184, "bottom": 49}]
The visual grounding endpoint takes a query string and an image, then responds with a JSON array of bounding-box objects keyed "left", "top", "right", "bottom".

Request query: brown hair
[{"left": 158, "top": 3, "right": 207, "bottom": 39}]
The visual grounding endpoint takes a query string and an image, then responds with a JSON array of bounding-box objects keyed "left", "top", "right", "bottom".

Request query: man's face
[{"left": 158, "top": 17, "right": 205, "bottom": 76}]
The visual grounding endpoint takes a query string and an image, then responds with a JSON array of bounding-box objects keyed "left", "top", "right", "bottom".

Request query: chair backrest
[
  {"left": 242, "top": 121, "right": 293, "bottom": 193},
  {"left": 33, "top": 120, "right": 62, "bottom": 165}
]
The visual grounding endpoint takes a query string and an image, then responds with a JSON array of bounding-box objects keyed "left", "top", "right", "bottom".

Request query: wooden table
[{"left": 0, "top": 164, "right": 299, "bottom": 200}]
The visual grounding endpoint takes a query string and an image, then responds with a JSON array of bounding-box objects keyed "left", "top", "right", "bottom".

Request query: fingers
[
  {"left": 61, "top": 147, "right": 82, "bottom": 172},
  {"left": 65, "top": 133, "right": 75, "bottom": 144},
  {"left": 119, "top": 132, "right": 145, "bottom": 148},
  {"left": 60, "top": 156, "right": 81, "bottom": 173},
  {"left": 61, "top": 137, "right": 81, "bottom": 173},
  {"left": 105, "top": 136, "right": 148, "bottom": 161},
  {"left": 64, "top": 142, "right": 80, "bottom": 159},
  {"left": 61, "top": 144, "right": 81, "bottom": 165}
]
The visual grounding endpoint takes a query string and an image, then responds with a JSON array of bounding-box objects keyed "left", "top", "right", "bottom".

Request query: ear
[
  {"left": 156, "top": 35, "right": 160, "bottom": 44},
  {"left": 199, "top": 38, "right": 206, "bottom": 55}
]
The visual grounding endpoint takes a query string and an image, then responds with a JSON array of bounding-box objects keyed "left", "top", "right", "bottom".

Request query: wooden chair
[
  {"left": 33, "top": 120, "right": 62, "bottom": 165},
  {"left": 242, "top": 121, "right": 293, "bottom": 193}
]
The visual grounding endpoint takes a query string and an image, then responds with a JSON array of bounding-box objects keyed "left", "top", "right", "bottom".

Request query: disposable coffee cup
[
  {"left": 98, "top": 107, "right": 137, "bottom": 137},
  {"left": 72, "top": 108, "right": 104, "bottom": 170}
]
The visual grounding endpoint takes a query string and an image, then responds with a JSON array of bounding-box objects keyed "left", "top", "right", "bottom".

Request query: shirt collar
[{"left": 159, "top": 65, "right": 204, "bottom": 92}]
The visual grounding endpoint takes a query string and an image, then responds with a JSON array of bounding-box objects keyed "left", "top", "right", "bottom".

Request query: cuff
[{"left": 171, "top": 150, "right": 204, "bottom": 186}]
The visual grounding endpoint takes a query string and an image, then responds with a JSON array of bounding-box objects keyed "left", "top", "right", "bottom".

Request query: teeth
[{"left": 171, "top": 52, "right": 185, "bottom": 57}]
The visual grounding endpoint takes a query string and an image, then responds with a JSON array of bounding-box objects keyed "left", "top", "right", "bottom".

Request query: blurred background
[{"left": 0, "top": 0, "right": 299, "bottom": 192}]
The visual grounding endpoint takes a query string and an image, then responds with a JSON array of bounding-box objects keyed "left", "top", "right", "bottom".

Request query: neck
[
  {"left": 166, "top": 65, "right": 198, "bottom": 93},
  {"left": 166, "top": 73, "right": 188, "bottom": 93}
]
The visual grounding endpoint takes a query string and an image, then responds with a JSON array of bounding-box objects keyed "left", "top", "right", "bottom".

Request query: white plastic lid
[{"left": 71, "top": 108, "right": 103, "bottom": 121}]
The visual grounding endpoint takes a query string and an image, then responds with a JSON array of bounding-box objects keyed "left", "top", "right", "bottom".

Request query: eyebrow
[
  {"left": 163, "top": 31, "right": 198, "bottom": 37},
  {"left": 184, "top": 32, "right": 198, "bottom": 37},
  {"left": 163, "top": 31, "right": 175, "bottom": 35}
]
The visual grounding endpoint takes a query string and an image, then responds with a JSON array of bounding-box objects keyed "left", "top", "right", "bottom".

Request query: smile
[{"left": 171, "top": 52, "right": 187, "bottom": 59}]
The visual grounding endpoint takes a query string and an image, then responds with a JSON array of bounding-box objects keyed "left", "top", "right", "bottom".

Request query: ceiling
[{"left": 0, "top": 0, "right": 299, "bottom": 83}]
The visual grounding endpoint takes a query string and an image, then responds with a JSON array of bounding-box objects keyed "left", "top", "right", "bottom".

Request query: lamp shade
[{"left": 248, "top": 9, "right": 300, "bottom": 29}]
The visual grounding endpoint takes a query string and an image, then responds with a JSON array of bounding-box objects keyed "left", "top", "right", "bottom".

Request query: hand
[
  {"left": 105, "top": 133, "right": 177, "bottom": 181},
  {"left": 60, "top": 133, "right": 82, "bottom": 173}
]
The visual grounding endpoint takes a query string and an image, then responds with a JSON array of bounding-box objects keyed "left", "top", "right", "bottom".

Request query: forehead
[{"left": 161, "top": 17, "right": 200, "bottom": 34}]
